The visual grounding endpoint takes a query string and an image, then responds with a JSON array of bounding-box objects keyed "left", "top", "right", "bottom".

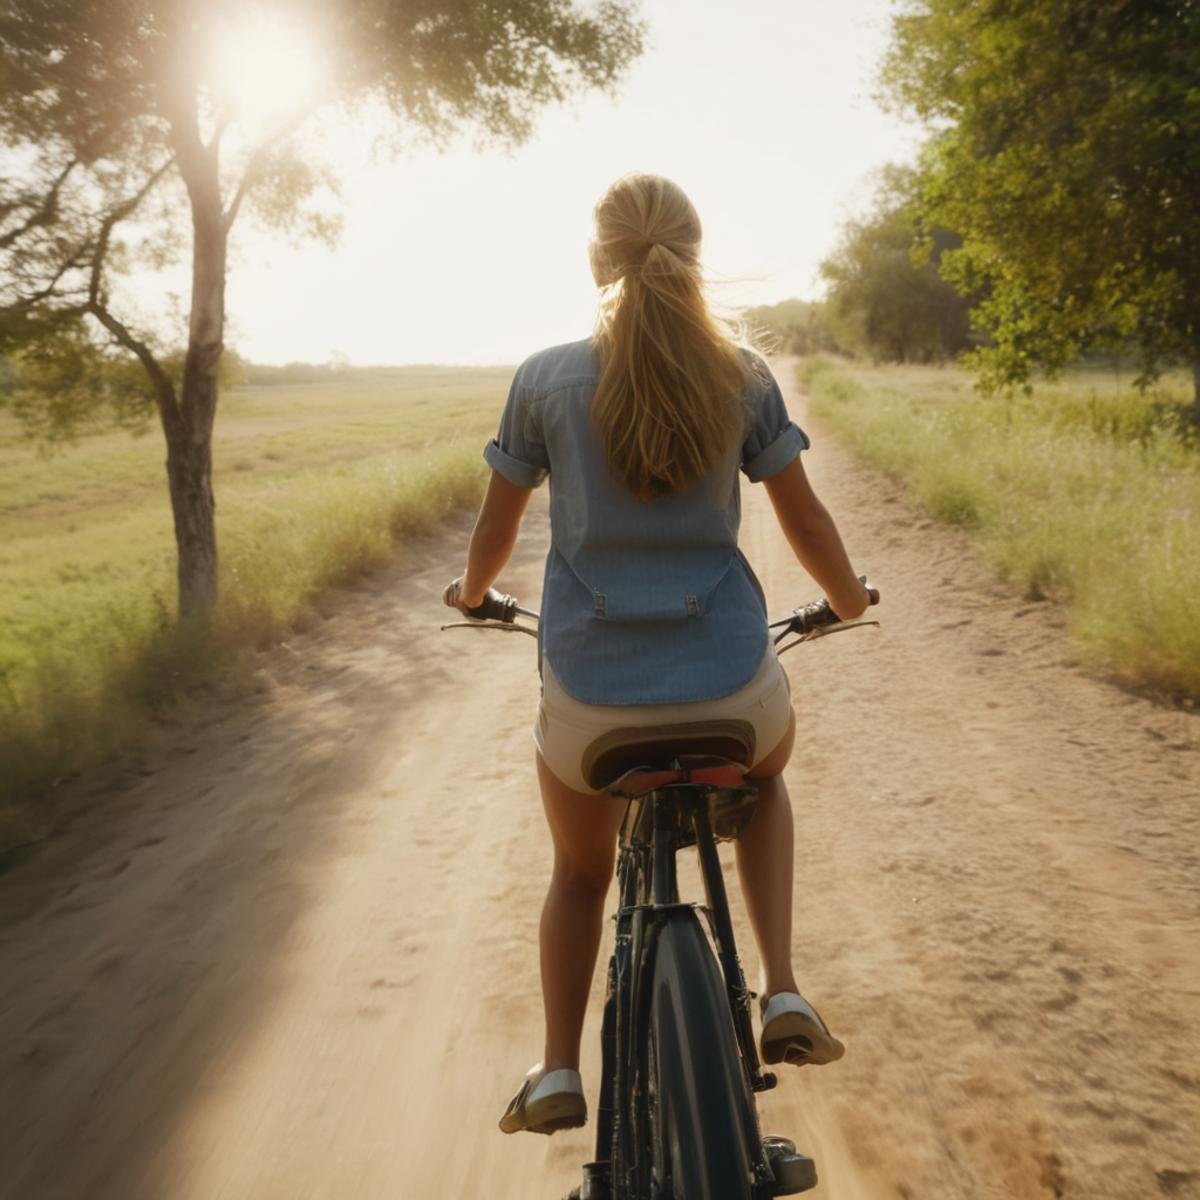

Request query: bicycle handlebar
[{"left": 443, "top": 578, "right": 880, "bottom": 649}]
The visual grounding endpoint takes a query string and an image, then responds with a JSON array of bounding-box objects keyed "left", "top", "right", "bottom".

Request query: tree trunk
[
  {"left": 170, "top": 160, "right": 227, "bottom": 619},
  {"left": 166, "top": 431, "right": 217, "bottom": 617}
]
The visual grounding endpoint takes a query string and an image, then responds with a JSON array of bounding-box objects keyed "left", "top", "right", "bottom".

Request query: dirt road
[{"left": 2, "top": 361, "right": 1197, "bottom": 1199}]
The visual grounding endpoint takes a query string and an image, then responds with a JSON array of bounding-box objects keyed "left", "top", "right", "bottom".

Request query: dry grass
[
  {"left": 0, "top": 369, "right": 507, "bottom": 835},
  {"left": 799, "top": 356, "right": 1200, "bottom": 700}
]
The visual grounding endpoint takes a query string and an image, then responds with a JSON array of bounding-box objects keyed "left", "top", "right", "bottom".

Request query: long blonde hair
[{"left": 589, "top": 173, "right": 749, "bottom": 499}]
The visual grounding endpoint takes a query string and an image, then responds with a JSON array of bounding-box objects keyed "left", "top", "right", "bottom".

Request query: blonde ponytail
[{"left": 589, "top": 173, "right": 749, "bottom": 499}]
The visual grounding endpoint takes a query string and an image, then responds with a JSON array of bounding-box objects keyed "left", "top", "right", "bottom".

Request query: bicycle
[{"left": 442, "top": 585, "right": 879, "bottom": 1199}]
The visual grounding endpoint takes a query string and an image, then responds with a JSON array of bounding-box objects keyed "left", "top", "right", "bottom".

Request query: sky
[{"left": 218, "top": 0, "right": 925, "bottom": 366}]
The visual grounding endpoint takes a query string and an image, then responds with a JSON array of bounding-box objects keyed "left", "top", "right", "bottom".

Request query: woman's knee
[{"left": 551, "top": 850, "right": 615, "bottom": 898}]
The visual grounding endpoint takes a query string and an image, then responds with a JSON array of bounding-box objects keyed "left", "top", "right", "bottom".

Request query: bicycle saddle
[
  {"left": 608, "top": 759, "right": 749, "bottom": 802},
  {"left": 605, "top": 748, "right": 760, "bottom": 847},
  {"left": 582, "top": 719, "right": 755, "bottom": 794}
]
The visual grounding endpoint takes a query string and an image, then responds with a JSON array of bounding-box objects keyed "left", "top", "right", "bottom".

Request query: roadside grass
[
  {"left": 799, "top": 356, "right": 1200, "bottom": 700},
  {"left": 0, "top": 368, "right": 508, "bottom": 838}
]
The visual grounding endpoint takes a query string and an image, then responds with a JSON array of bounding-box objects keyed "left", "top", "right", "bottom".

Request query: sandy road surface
[{"left": 2, "top": 361, "right": 1198, "bottom": 1200}]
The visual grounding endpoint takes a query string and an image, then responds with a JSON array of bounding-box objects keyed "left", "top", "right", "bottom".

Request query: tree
[
  {"left": 0, "top": 1, "right": 644, "bottom": 616},
  {"left": 818, "top": 164, "right": 974, "bottom": 364},
  {"left": 880, "top": 0, "right": 1200, "bottom": 419}
]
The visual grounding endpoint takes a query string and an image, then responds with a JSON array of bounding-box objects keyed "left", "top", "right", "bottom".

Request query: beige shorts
[{"left": 534, "top": 648, "right": 793, "bottom": 794}]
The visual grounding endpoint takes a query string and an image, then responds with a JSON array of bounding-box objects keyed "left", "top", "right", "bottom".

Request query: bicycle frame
[{"left": 582, "top": 775, "right": 779, "bottom": 1200}]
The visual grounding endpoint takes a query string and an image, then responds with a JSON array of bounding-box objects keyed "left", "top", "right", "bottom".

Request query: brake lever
[
  {"left": 775, "top": 617, "right": 880, "bottom": 656},
  {"left": 439, "top": 619, "right": 538, "bottom": 638}
]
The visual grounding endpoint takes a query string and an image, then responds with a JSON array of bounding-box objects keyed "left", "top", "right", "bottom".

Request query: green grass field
[
  {"left": 800, "top": 356, "right": 1200, "bottom": 699},
  {"left": 0, "top": 367, "right": 509, "bottom": 828}
]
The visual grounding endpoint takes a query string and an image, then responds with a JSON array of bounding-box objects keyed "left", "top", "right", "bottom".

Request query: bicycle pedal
[
  {"left": 782, "top": 1040, "right": 814, "bottom": 1065},
  {"left": 762, "top": 1034, "right": 815, "bottom": 1066},
  {"left": 763, "top": 1136, "right": 818, "bottom": 1195}
]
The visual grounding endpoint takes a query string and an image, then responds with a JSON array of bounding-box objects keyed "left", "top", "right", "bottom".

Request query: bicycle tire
[{"left": 644, "top": 910, "right": 759, "bottom": 1199}]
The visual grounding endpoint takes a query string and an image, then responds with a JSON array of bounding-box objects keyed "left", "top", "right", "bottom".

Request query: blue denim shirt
[{"left": 483, "top": 338, "right": 809, "bottom": 704}]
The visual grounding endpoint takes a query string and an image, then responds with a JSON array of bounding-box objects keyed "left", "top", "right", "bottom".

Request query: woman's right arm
[{"left": 762, "top": 457, "right": 872, "bottom": 620}]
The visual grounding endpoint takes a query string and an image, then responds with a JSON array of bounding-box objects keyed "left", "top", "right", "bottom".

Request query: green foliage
[
  {"left": 5, "top": 318, "right": 159, "bottom": 441},
  {"left": 1, "top": 326, "right": 251, "bottom": 446},
  {"left": 818, "top": 163, "right": 975, "bottom": 364},
  {"left": 880, "top": 0, "right": 1200, "bottom": 412},
  {"left": 802, "top": 357, "right": 1200, "bottom": 697}
]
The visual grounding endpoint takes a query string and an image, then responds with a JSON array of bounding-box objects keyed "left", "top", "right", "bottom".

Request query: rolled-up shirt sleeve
[
  {"left": 483, "top": 369, "right": 550, "bottom": 488},
  {"left": 740, "top": 366, "right": 811, "bottom": 482}
]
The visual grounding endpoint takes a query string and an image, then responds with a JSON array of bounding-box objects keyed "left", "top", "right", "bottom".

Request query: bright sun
[{"left": 208, "top": 12, "right": 328, "bottom": 135}]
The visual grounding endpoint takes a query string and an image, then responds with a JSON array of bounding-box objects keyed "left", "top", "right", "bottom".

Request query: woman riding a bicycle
[{"left": 443, "top": 172, "right": 872, "bottom": 1135}]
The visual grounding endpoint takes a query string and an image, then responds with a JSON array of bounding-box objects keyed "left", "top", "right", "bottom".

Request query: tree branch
[
  {"left": 222, "top": 153, "right": 264, "bottom": 233},
  {"left": 222, "top": 103, "right": 322, "bottom": 232},
  {"left": 84, "top": 157, "right": 180, "bottom": 430},
  {"left": 0, "top": 158, "right": 78, "bottom": 251},
  {"left": 88, "top": 156, "right": 177, "bottom": 285},
  {"left": 8, "top": 245, "right": 89, "bottom": 311},
  {"left": 86, "top": 296, "right": 179, "bottom": 431},
  {"left": 210, "top": 110, "right": 233, "bottom": 152}
]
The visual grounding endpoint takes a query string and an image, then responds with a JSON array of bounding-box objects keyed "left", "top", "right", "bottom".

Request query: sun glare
[{"left": 208, "top": 12, "right": 328, "bottom": 136}]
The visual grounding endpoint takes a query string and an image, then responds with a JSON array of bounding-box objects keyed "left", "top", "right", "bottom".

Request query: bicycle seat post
[{"left": 651, "top": 786, "right": 681, "bottom": 906}]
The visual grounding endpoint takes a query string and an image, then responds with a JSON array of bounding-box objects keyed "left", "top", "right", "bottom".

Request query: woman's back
[{"left": 484, "top": 335, "right": 809, "bottom": 705}]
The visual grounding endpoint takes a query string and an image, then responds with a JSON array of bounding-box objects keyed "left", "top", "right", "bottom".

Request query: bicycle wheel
[{"left": 644, "top": 910, "right": 759, "bottom": 1199}]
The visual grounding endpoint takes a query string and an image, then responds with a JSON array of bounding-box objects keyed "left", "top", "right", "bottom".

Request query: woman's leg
[
  {"left": 536, "top": 751, "right": 626, "bottom": 1071},
  {"left": 734, "top": 709, "right": 801, "bottom": 996}
]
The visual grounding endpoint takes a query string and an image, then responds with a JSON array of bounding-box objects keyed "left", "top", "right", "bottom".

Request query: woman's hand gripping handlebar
[
  {"left": 440, "top": 578, "right": 539, "bottom": 636},
  {"left": 768, "top": 576, "right": 880, "bottom": 655}
]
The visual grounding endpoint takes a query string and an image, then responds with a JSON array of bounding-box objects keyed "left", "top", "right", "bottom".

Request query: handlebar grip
[
  {"left": 790, "top": 577, "right": 878, "bottom": 634},
  {"left": 791, "top": 599, "right": 838, "bottom": 634},
  {"left": 463, "top": 587, "right": 519, "bottom": 624}
]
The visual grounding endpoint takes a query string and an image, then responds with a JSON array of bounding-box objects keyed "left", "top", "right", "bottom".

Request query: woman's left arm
[{"left": 448, "top": 470, "right": 535, "bottom": 608}]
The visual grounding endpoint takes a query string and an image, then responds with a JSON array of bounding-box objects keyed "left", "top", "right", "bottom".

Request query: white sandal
[
  {"left": 498, "top": 1063, "right": 587, "bottom": 1135},
  {"left": 759, "top": 992, "right": 845, "bottom": 1066}
]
